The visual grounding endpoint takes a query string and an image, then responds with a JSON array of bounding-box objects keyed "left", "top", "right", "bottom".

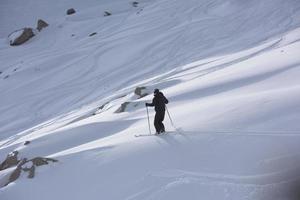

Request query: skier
[{"left": 145, "top": 89, "right": 169, "bottom": 134}]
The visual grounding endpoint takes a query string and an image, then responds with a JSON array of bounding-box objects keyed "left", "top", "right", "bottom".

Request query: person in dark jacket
[{"left": 146, "top": 89, "right": 169, "bottom": 134}]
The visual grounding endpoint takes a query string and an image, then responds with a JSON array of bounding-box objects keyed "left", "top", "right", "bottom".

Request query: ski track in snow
[{"left": 1, "top": 0, "right": 300, "bottom": 199}]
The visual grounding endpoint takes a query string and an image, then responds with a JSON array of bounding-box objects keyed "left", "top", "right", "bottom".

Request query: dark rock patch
[
  {"left": 134, "top": 86, "right": 148, "bottom": 99},
  {"left": 37, "top": 19, "right": 49, "bottom": 31},
  {"left": 67, "top": 8, "right": 76, "bottom": 15},
  {"left": 132, "top": 1, "right": 139, "bottom": 7},
  {"left": 7, "top": 159, "right": 27, "bottom": 185},
  {"left": 23, "top": 164, "right": 35, "bottom": 178},
  {"left": 9, "top": 28, "right": 35, "bottom": 46},
  {"left": 98, "top": 102, "right": 109, "bottom": 110},
  {"left": 0, "top": 151, "right": 19, "bottom": 171},
  {"left": 115, "top": 102, "right": 130, "bottom": 113},
  {"left": 95, "top": 102, "right": 109, "bottom": 113},
  {"left": 30, "top": 157, "right": 58, "bottom": 166},
  {"left": 137, "top": 8, "right": 143, "bottom": 14},
  {"left": 104, "top": 11, "right": 112, "bottom": 16},
  {"left": 0, "top": 151, "right": 58, "bottom": 188},
  {"left": 89, "top": 32, "right": 97, "bottom": 37}
]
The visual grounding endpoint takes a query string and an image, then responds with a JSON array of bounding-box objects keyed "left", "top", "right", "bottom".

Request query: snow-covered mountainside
[{"left": 1, "top": 0, "right": 300, "bottom": 199}]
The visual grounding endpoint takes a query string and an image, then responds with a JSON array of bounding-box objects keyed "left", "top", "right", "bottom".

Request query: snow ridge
[{"left": 0, "top": 0, "right": 300, "bottom": 199}]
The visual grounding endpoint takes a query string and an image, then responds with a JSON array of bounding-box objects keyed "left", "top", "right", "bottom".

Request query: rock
[
  {"left": 115, "top": 102, "right": 130, "bottom": 113},
  {"left": 98, "top": 102, "right": 108, "bottom": 110},
  {"left": 24, "top": 141, "right": 31, "bottom": 145},
  {"left": 27, "top": 165, "right": 35, "bottom": 178},
  {"left": 137, "top": 8, "right": 143, "bottom": 14},
  {"left": 132, "top": 1, "right": 139, "bottom": 7},
  {"left": 104, "top": 11, "right": 111, "bottom": 16},
  {"left": 9, "top": 28, "right": 35, "bottom": 46},
  {"left": 89, "top": 32, "right": 97, "bottom": 37},
  {"left": 0, "top": 151, "right": 19, "bottom": 171},
  {"left": 96, "top": 102, "right": 109, "bottom": 112},
  {"left": 23, "top": 164, "right": 35, "bottom": 179},
  {"left": 7, "top": 167, "right": 21, "bottom": 185},
  {"left": 37, "top": 19, "right": 48, "bottom": 31},
  {"left": 6, "top": 159, "right": 27, "bottom": 186},
  {"left": 0, "top": 155, "right": 58, "bottom": 188},
  {"left": 67, "top": 8, "right": 76, "bottom": 15},
  {"left": 134, "top": 86, "right": 148, "bottom": 98},
  {"left": 30, "top": 157, "right": 58, "bottom": 166},
  {"left": 4, "top": 75, "right": 9, "bottom": 79}
]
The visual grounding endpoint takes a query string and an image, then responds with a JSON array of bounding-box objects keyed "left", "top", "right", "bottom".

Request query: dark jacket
[{"left": 147, "top": 92, "right": 168, "bottom": 113}]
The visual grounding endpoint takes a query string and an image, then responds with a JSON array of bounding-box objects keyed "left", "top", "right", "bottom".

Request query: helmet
[{"left": 154, "top": 88, "right": 159, "bottom": 94}]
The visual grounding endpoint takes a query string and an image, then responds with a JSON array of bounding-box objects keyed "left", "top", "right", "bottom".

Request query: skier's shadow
[{"left": 153, "top": 129, "right": 192, "bottom": 146}]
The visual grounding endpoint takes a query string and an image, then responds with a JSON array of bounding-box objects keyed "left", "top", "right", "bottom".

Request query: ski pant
[{"left": 154, "top": 111, "right": 165, "bottom": 133}]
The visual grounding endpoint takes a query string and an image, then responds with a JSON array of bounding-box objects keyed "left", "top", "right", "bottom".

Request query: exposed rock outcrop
[
  {"left": 0, "top": 151, "right": 19, "bottom": 170},
  {"left": 115, "top": 102, "right": 130, "bottom": 113},
  {"left": 31, "top": 157, "right": 58, "bottom": 166},
  {"left": 0, "top": 151, "right": 58, "bottom": 188},
  {"left": 67, "top": 8, "right": 76, "bottom": 15},
  {"left": 9, "top": 28, "right": 35, "bottom": 46},
  {"left": 89, "top": 32, "right": 97, "bottom": 37},
  {"left": 7, "top": 159, "right": 27, "bottom": 185},
  {"left": 134, "top": 86, "right": 148, "bottom": 99},
  {"left": 132, "top": 1, "right": 139, "bottom": 7},
  {"left": 37, "top": 19, "right": 49, "bottom": 31},
  {"left": 104, "top": 11, "right": 111, "bottom": 16}
]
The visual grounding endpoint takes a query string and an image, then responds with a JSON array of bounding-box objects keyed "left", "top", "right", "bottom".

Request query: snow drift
[{"left": 0, "top": 0, "right": 300, "bottom": 199}]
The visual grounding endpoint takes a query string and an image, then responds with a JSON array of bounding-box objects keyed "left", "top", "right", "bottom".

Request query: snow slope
[{"left": 0, "top": 0, "right": 300, "bottom": 199}]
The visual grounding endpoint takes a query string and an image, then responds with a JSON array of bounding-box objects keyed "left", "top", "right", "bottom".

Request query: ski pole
[
  {"left": 165, "top": 105, "right": 176, "bottom": 129},
  {"left": 146, "top": 106, "right": 151, "bottom": 135}
]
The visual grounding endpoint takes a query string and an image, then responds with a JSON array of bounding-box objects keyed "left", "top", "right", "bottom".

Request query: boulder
[
  {"left": 37, "top": 19, "right": 48, "bottom": 31},
  {"left": 7, "top": 159, "right": 27, "bottom": 186},
  {"left": 132, "top": 1, "right": 139, "bottom": 7},
  {"left": 0, "top": 154, "right": 58, "bottom": 188},
  {"left": 67, "top": 8, "right": 76, "bottom": 15},
  {"left": 9, "top": 28, "right": 35, "bottom": 46},
  {"left": 23, "top": 165, "right": 35, "bottom": 178},
  {"left": 0, "top": 151, "right": 19, "bottom": 170},
  {"left": 115, "top": 102, "right": 130, "bottom": 113},
  {"left": 104, "top": 11, "right": 111, "bottom": 16},
  {"left": 30, "top": 157, "right": 58, "bottom": 166},
  {"left": 134, "top": 86, "right": 148, "bottom": 98},
  {"left": 89, "top": 32, "right": 97, "bottom": 37},
  {"left": 94, "top": 102, "right": 109, "bottom": 115}
]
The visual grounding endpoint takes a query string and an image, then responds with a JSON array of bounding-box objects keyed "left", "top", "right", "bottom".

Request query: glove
[{"left": 145, "top": 103, "right": 149, "bottom": 107}]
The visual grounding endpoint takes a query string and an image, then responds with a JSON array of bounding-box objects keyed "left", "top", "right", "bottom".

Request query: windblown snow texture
[{"left": 0, "top": 0, "right": 300, "bottom": 199}]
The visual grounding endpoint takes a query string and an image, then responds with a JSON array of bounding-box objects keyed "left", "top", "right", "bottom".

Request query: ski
[
  {"left": 134, "top": 131, "right": 176, "bottom": 137},
  {"left": 134, "top": 134, "right": 156, "bottom": 137}
]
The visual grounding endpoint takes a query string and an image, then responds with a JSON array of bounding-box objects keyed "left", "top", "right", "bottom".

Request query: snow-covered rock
[
  {"left": 0, "top": 151, "right": 19, "bottom": 170},
  {"left": 8, "top": 28, "right": 34, "bottom": 46},
  {"left": 134, "top": 86, "right": 149, "bottom": 99},
  {"left": 0, "top": 152, "right": 58, "bottom": 188}
]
